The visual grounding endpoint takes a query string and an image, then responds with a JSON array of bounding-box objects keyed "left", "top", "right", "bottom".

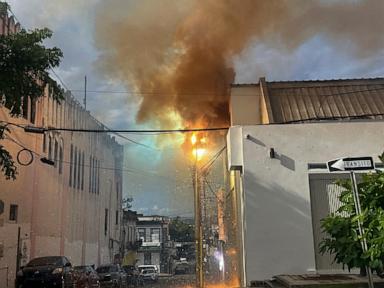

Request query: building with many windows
[
  {"left": 136, "top": 216, "right": 171, "bottom": 273},
  {"left": 0, "top": 9, "right": 123, "bottom": 286}
]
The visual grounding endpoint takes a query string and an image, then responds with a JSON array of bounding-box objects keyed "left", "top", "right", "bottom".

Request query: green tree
[
  {"left": 0, "top": 2, "right": 63, "bottom": 179},
  {"left": 320, "top": 154, "right": 384, "bottom": 274},
  {"left": 169, "top": 217, "right": 194, "bottom": 242}
]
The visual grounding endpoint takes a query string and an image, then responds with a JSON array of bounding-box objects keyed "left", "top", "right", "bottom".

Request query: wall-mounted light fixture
[{"left": 269, "top": 148, "right": 276, "bottom": 159}]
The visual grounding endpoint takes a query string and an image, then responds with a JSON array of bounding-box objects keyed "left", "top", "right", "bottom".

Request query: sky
[{"left": 6, "top": 0, "right": 384, "bottom": 216}]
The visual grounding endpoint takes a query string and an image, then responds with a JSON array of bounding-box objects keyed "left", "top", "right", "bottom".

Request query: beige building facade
[{"left": 0, "top": 9, "right": 123, "bottom": 286}]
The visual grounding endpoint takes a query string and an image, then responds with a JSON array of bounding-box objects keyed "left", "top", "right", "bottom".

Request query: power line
[
  {"left": 3, "top": 134, "right": 178, "bottom": 181},
  {"left": 70, "top": 85, "right": 384, "bottom": 98},
  {"left": 201, "top": 146, "right": 226, "bottom": 172},
  {"left": 2, "top": 6, "right": 156, "bottom": 151},
  {"left": 18, "top": 124, "right": 229, "bottom": 134},
  {"left": 282, "top": 112, "right": 384, "bottom": 124}
]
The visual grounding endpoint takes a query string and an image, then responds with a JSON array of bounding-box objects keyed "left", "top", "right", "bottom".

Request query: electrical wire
[
  {"left": 2, "top": 7, "right": 156, "bottom": 151},
  {"left": 3, "top": 134, "right": 180, "bottom": 181},
  {"left": 3, "top": 121, "right": 228, "bottom": 134},
  {"left": 70, "top": 85, "right": 384, "bottom": 98},
  {"left": 201, "top": 146, "right": 226, "bottom": 172}
]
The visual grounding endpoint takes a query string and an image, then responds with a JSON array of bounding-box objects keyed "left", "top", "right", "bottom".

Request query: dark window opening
[
  {"left": 97, "top": 160, "right": 100, "bottom": 194},
  {"left": 30, "top": 98, "right": 36, "bottom": 124},
  {"left": 59, "top": 143, "right": 63, "bottom": 174},
  {"left": 22, "top": 96, "right": 28, "bottom": 119},
  {"left": 144, "top": 252, "right": 151, "bottom": 265},
  {"left": 89, "top": 156, "right": 92, "bottom": 193},
  {"left": 104, "top": 209, "right": 108, "bottom": 236},
  {"left": 54, "top": 139, "right": 58, "bottom": 168},
  {"left": 9, "top": 204, "right": 18, "bottom": 221},
  {"left": 43, "top": 133, "right": 46, "bottom": 153},
  {"left": 115, "top": 210, "right": 119, "bottom": 225},
  {"left": 74, "top": 147, "right": 77, "bottom": 189},
  {"left": 48, "top": 135, "right": 52, "bottom": 160},
  {"left": 69, "top": 144, "right": 73, "bottom": 187},
  {"left": 77, "top": 150, "right": 81, "bottom": 190},
  {"left": 81, "top": 152, "right": 84, "bottom": 190}
]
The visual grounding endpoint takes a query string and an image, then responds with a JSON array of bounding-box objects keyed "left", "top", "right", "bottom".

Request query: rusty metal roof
[{"left": 264, "top": 78, "right": 384, "bottom": 123}]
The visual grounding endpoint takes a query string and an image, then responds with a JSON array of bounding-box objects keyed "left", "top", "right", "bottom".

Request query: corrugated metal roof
[{"left": 263, "top": 78, "right": 384, "bottom": 123}]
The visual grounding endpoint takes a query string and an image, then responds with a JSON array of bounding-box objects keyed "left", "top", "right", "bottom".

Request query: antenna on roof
[{"left": 84, "top": 75, "right": 87, "bottom": 110}]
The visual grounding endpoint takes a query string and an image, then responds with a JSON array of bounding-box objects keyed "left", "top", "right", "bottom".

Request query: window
[
  {"left": 144, "top": 252, "right": 151, "bottom": 265},
  {"left": 97, "top": 160, "right": 100, "bottom": 194},
  {"left": 42, "top": 133, "right": 46, "bottom": 153},
  {"left": 48, "top": 135, "right": 52, "bottom": 160},
  {"left": 115, "top": 210, "right": 119, "bottom": 225},
  {"left": 30, "top": 98, "right": 36, "bottom": 124},
  {"left": 22, "top": 96, "right": 28, "bottom": 119},
  {"left": 59, "top": 140, "right": 63, "bottom": 174},
  {"left": 81, "top": 152, "right": 84, "bottom": 190},
  {"left": 77, "top": 150, "right": 81, "bottom": 190},
  {"left": 150, "top": 228, "right": 160, "bottom": 243},
  {"left": 69, "top": 144, "right": 73, "bottom": 187},
  {"left": 9, "top": 204, "right": 18, "bottom": 221},
  {"left": 138, "top": 228, "right": 146, "bottom": 242},
  {"left": 54, "top": 139, "right": 58, "bottom": 168},
  {"left": 74, "top": 147, "right": 77, "bottom": 189},
  {"left": 92, "top": 158, "right": 96, "bottom": 193},
  {"left": 104, "top": 209, "right": 109, "bottom": 236},
  {"left": 89, "top": 156, "right": 92, "bottom": 193}
]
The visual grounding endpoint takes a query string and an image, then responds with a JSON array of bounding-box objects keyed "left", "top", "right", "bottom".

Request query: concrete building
[
  {"left": 0, "top": 8, "right": 123, "bottom": 286},
  {"left": 121, "top": 210, "right": 138, "bottom": 266},
  {"left": 226, "top": 77, "right": 384, "bottom": 286},
  {"left": 136, "top": 216, "right": 171, "bottom": 273}
]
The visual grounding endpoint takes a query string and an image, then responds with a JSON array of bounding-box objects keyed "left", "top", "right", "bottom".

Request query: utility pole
[{"left": 192, "top": 139, "right": 204, "bottom": 288}]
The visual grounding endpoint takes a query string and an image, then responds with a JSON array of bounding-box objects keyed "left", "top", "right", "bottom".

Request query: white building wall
[{"left": 227, "top": 121, "right": 384, "bottom": 284}]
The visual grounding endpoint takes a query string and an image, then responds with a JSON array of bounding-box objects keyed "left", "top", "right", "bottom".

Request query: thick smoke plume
[{"left": 95, "top": 0, "right": 384, "bottom": 129}]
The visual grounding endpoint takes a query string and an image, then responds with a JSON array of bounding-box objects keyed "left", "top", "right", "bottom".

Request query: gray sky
[{"left": 7, "top": 0, "right": 384, "bottom": 216}]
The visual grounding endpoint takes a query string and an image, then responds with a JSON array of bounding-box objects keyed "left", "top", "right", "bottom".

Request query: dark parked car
[
  {"left": 15, "top": 256, "right": 75, "bottom": 288},
  {"left": 73, "top": 265, "right": 101, "bottom": 288},
  {"left": 122, "top": 265, "right": 143, "bottom": 287},
  {"left": 96, "top": 264, "right": 127, "bottom": 288}
]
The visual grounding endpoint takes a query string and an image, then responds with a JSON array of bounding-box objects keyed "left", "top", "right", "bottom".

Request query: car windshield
[
  {"left": 27, "top": 257, "right": 63, "bottom": 267},
  {"left": 96, "top": 266, "right": 117, "bottom": 273},
  {"left": 143, "top": 269, "right": 155, "bottom": 274}
]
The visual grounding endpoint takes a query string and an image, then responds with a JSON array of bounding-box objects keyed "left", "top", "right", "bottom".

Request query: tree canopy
[
  {"left": 169, "top": 217, "right": 194, "bottom": 243},
  {"left": 320, "top": 154, "right": 384, "bottom": 274},
  {"left": 0, "top": 22, "right": 63, "bottom": 179}
]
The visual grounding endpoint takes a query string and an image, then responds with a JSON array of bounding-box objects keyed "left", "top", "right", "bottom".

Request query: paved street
[{"left": 143, "top": 274, "right": 195, "bottom": 288}]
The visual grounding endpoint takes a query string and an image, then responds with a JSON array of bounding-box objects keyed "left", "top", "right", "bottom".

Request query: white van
[{"left": 138, "top": 264, "right": 159, "bottom": 273}]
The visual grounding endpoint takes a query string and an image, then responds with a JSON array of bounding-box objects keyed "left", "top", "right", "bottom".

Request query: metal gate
[{"left": 309, "top": 173, "right": 350, "bottom": 273}]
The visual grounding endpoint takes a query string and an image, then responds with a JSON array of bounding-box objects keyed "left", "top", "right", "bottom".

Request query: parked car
[
  {"left": 137, "top": 265, "right": 158, "bottom": 273},
  {"left": 96, "top": 264, "right": 127, "bottom": 288},
  {"left": 15, "top": 256, "right": 75, "bottom": 288},
  {"left": 122, "top": 265, "right": 143, "bottom": 287},
  {"left": 73, "top": 265, "right": 101, "bottom": 288},
  {"left": 174, "top": 261, "right": 191, "bottom": 274},
  {"left": 140, "top": 268, "right": 158, "bottom": 283}
]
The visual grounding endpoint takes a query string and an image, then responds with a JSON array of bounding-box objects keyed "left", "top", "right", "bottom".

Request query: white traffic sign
[{"left": 327, "top": 157, "right": 375, "bottom": 172}]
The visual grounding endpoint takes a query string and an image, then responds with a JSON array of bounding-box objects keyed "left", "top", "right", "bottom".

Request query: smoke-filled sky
[{"left": 7, "top": 0, "right": 384, "bottom": 216}]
